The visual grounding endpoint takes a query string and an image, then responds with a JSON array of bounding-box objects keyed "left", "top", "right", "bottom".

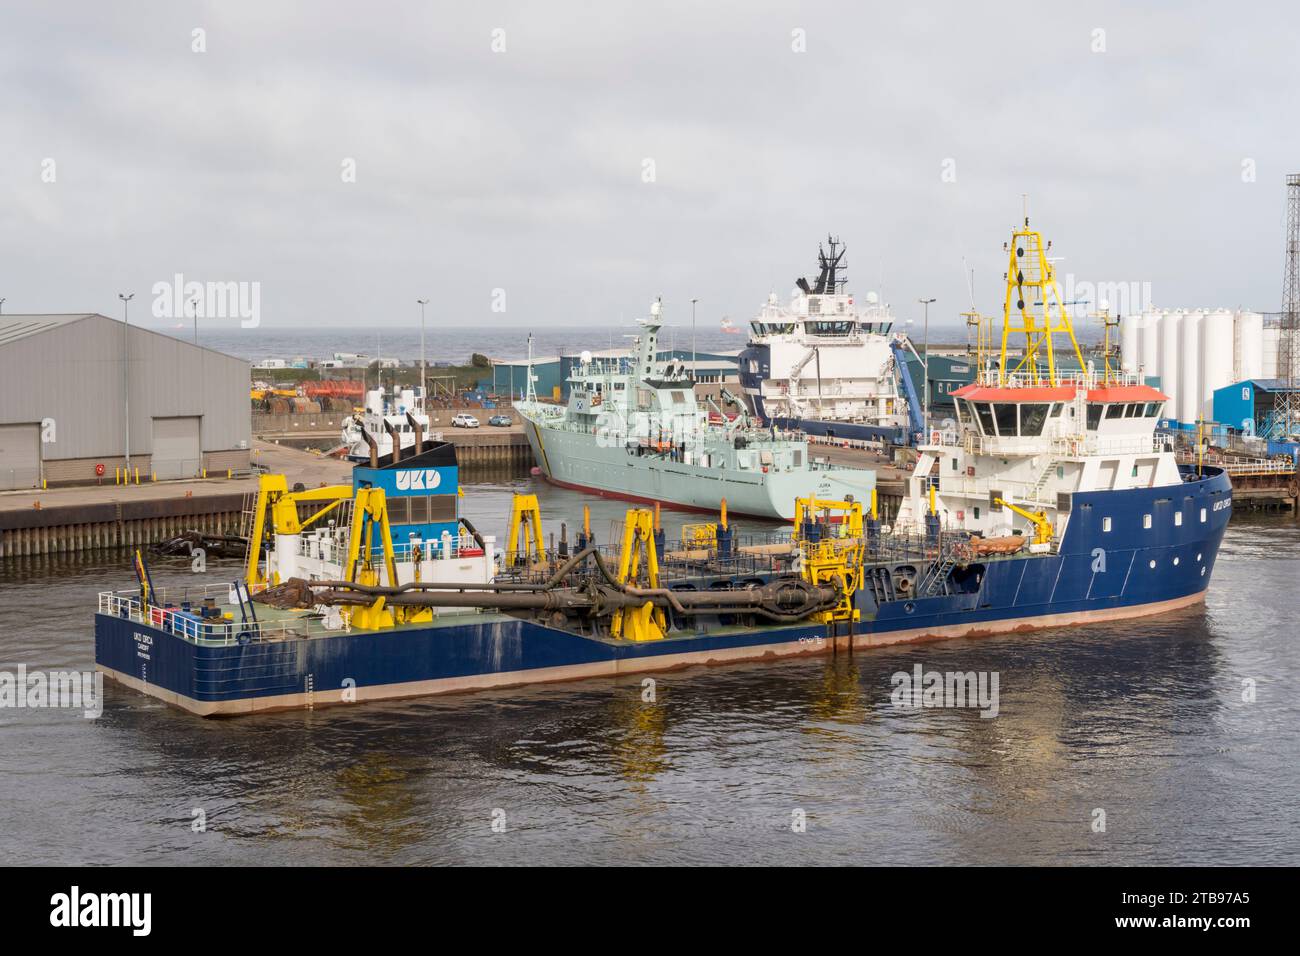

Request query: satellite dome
[{"left": 580, "top": 350, "right": 593, "bottom": 364}]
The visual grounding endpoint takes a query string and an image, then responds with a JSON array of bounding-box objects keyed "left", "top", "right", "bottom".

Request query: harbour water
[{"left": 1, "top": 477, "right": 1296, "bottom": 865}]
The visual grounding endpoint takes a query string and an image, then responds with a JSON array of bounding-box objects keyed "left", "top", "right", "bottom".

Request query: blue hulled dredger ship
[{"left": 94, "top": 218, "right": 1231, "bottom": 715}]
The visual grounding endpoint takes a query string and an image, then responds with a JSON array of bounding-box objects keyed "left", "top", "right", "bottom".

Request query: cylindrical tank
[
  {"left": 1237, "top": 310, "right": 1264, "bottom": 381},
  {"left": 1120, "top": 314, "right": 1140, "bottom": 374},
  {"left": 1140, "top": 310, "right": 1160, "bottom": 381},
  {"left": 1201, "top": 309, "right": 1234, "bottom": 421},
  {"left": 1179, "top": 310, "right": 1204, "bottom": 424},
  {"left": 1159, "top": 309, "right": 1181, "bottom": 412},
  {"left": 1262, "top": 326, "right": 1281, "bottom": 378}
]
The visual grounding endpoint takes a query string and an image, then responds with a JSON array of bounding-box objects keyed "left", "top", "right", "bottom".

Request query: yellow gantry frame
[
  {"left": 999, "top": 224, "right": 1086, "bottom": 386},
  {"left": 794, "top": 495, "right": 864, "bottom": 622},
  {"left": 993, "top": 497, "right": 1053, "bottom": 546},
  {"left": 506, "top": 493, "right": 544, "bottom": 569},
  {"left": 244, "top": 474, "right": 353, "bottom": 590},
  {"left": 341, "top": 486, "right": 401, "bottom": 630},
  {"left": 610, "top": 508, "right": 665, "bottom": 642},
  {"left": 794, "top": 496, "right": 865, "bottom": 540}
]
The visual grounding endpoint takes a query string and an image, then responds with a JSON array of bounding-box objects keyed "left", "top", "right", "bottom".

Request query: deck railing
[{"left": 97, "top": 590, "right": 325, "bottom": 646}]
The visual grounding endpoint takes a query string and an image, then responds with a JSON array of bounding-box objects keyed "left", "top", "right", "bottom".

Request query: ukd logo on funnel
[{"left": 395, "top": 469, "right": 442, "bottom": 491}]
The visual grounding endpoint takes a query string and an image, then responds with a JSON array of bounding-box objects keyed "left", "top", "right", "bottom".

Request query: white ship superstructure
[
  {"left": 341, "top": 387, "right": 431, "bottom": 461},
  {"left": 738, "top": 237, "right": 914, "bottom": 442},
  {"left": 896, "top": 220, "right": 1183, "bottom": 547}
]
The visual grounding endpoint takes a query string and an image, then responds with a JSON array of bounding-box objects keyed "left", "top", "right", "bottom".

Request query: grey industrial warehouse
[{"left": 0, "top": 314, "right": 251, "bottom": 490}]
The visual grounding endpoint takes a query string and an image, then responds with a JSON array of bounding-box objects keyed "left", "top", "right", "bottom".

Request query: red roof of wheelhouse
[{"left": 951, "top": 384, "right": 1169, "bottom": 403}]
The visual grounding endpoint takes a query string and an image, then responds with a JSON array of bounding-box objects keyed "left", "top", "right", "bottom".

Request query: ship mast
[
  {"left": 997, "top": 214, "right": 1086, "bottom": 386},
  {"left": 524, "top": 332, "right": 537, "bottom": 403}
]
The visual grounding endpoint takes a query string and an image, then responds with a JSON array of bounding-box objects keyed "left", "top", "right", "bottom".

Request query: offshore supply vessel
[
  {"left": 738, "top": 237, "right": 923, "bottom": 445},
  {"left": 513, "top": 302, "right": 877, "bottom": 520},
  {"left": 93, "top": 218, "right": 1232, "bottom": 716}
]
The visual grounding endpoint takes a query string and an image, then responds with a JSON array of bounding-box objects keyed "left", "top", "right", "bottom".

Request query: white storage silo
[
  {"left": 1120, "top": 314, "right": 1140, "bottom": 374},
  {"left": 1140, "top": 309, "right": 1160, "bottom": 381},
  {"left": 1237, "top": 310, "right": 1264, "bottom": 381},
  {"left": 1159, "top": 310, "right": 1181, "bottom": 416},
  {"left": 1200, "top": 309, "right": 1234, "bottom": 421},
  {"left": 1179, "top": 310, "right": 1204, "bottom": 424},
  {"left": 1262, "top": 326, "right": 1281, "bottom": 378}
]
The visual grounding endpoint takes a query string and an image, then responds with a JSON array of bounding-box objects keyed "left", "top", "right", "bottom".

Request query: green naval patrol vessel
[{"left": 514, "top": 300, "right": 876, "bottom": 520}]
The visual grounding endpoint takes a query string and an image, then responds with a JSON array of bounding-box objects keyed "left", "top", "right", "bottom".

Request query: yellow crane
[
  {"left": 992, "top": 497, "right": 1053, "bottom": 547},
  {"left": 793, "top": 495, "right": 864, "bottom": 623},
  {"left": 610, "top": 508, "right": 665, "bottom": 642},
  {"left": 243, "top": 475, "right": 352, "bottom": 590},
  {"left": 505, "top": 493, "right": 545, "bottom": 569}
]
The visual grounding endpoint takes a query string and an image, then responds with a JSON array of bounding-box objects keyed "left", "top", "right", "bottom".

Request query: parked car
[
  {"left": 488, "top": 414, "right": 512, "bottom": 427},
  {"left": 451, "top": 413, "right": 480, "bottom": 428}
]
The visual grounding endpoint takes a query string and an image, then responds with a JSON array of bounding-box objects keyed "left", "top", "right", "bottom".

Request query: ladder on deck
[
  {"left": 238, "top": 491, "right": 262, "bottom": 544},
  {"left": 919, "top": 557, "right": 957, "bottom": 597}
]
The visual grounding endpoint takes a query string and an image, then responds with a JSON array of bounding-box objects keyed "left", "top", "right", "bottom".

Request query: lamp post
[
  {"left": 918, "top": 297, "right": 935, "bottom": 428},
  {"left": 691, "top": 298, "right": 699, "bottom": 381},
  {"left": 190, "top": 297, "right": 200, "bottom": 345},
  {"left": 417, "top": 298, "right": 429, "bottom": 405},
  {"left": 119, "top": 293, "right": 135, "bottom": 472},
  {"left": 0, "top": 297, "right": 6, "bottom": 315}
]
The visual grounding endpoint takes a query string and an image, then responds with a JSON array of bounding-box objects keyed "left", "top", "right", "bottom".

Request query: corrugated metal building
[{"left": 0, "top": 314, "right": 251, "bottom": 489}]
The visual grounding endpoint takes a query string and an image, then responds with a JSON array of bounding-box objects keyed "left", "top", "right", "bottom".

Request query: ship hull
[
  {"left": 771, "top": 416, "right": 905, "bottom": 445},
  {"left": 95, "top": 469, "right": 1232, "bottom": 716},
  {"left": 517, "top": 416, "right": 875, "bottom": 521}
]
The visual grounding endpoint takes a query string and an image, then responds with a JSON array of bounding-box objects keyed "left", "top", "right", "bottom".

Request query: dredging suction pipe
[{"left": 257, "top": 547, "right": 841, "bottom": 623}]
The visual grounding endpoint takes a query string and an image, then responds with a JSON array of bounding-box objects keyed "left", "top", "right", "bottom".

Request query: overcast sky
[{"left": 2, "top": 1, "right": 1298, "bottom": 334}]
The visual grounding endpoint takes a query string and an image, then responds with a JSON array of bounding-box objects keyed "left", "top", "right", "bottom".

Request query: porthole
[
  {"left": 1201, "top": 567, "right": 1206, "bottom": 577},
  {"left": 1196, "top": 553, "right": 1202, "bottom": 562},
  {"left": 904, "top": 602, "right": 916, "bottom": 614},
  {"left": 1173, "top": 557, "right": 1180, "bottom": 566},
  {"left": 1149, "top": 560, "right": 1156, "bottom": 569}
]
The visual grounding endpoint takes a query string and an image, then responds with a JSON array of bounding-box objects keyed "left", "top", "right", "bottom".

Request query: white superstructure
[
  {"left": 740, "top": 237, "right": 910, "bottom": 434},
  {"left": 341, "top": 387, "right": 432, "bottom": 461}
]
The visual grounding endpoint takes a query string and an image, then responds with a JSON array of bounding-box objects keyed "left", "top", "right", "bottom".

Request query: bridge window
[
  {"left": 1049, "top": 402, "right": 1065, "bottom": 417},
  {"left": 974, "top": 402, "right": 996, "bottom": 435},
  {"left": 1125, "top": 403, "right": 1142, "bottom": 417},
  {"left": 1019, "top": 403, "right": 1050, "bottom": 436},
  {"left": 1105, "top": 403, "right": 1125, "bottom": 419},
  {"left": 1145, "top": 402, "right": 1163, "bottom": 417},
  {"left": 1086, "top": 404, "right": 1103, "bottom": 430},
  {"left": 994, "top": 403, "right": 1018, "bottom": 436}
]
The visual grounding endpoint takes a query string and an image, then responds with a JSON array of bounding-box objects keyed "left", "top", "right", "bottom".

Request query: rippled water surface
[{"left": 1, "top": 481, "right": 1296, "bottom": 865}]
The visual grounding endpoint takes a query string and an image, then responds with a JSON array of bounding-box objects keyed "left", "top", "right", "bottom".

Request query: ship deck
[{"left": 99, "top": 523, "right": 1050, "bottom": 649}]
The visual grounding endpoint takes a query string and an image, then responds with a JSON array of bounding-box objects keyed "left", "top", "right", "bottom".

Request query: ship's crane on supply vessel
[
  {"left": 993, "top": 498, "right": 1053, "bottom": 549},
  {"left": 889, "top": 335, "right": 926, "bottom": 443}
]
